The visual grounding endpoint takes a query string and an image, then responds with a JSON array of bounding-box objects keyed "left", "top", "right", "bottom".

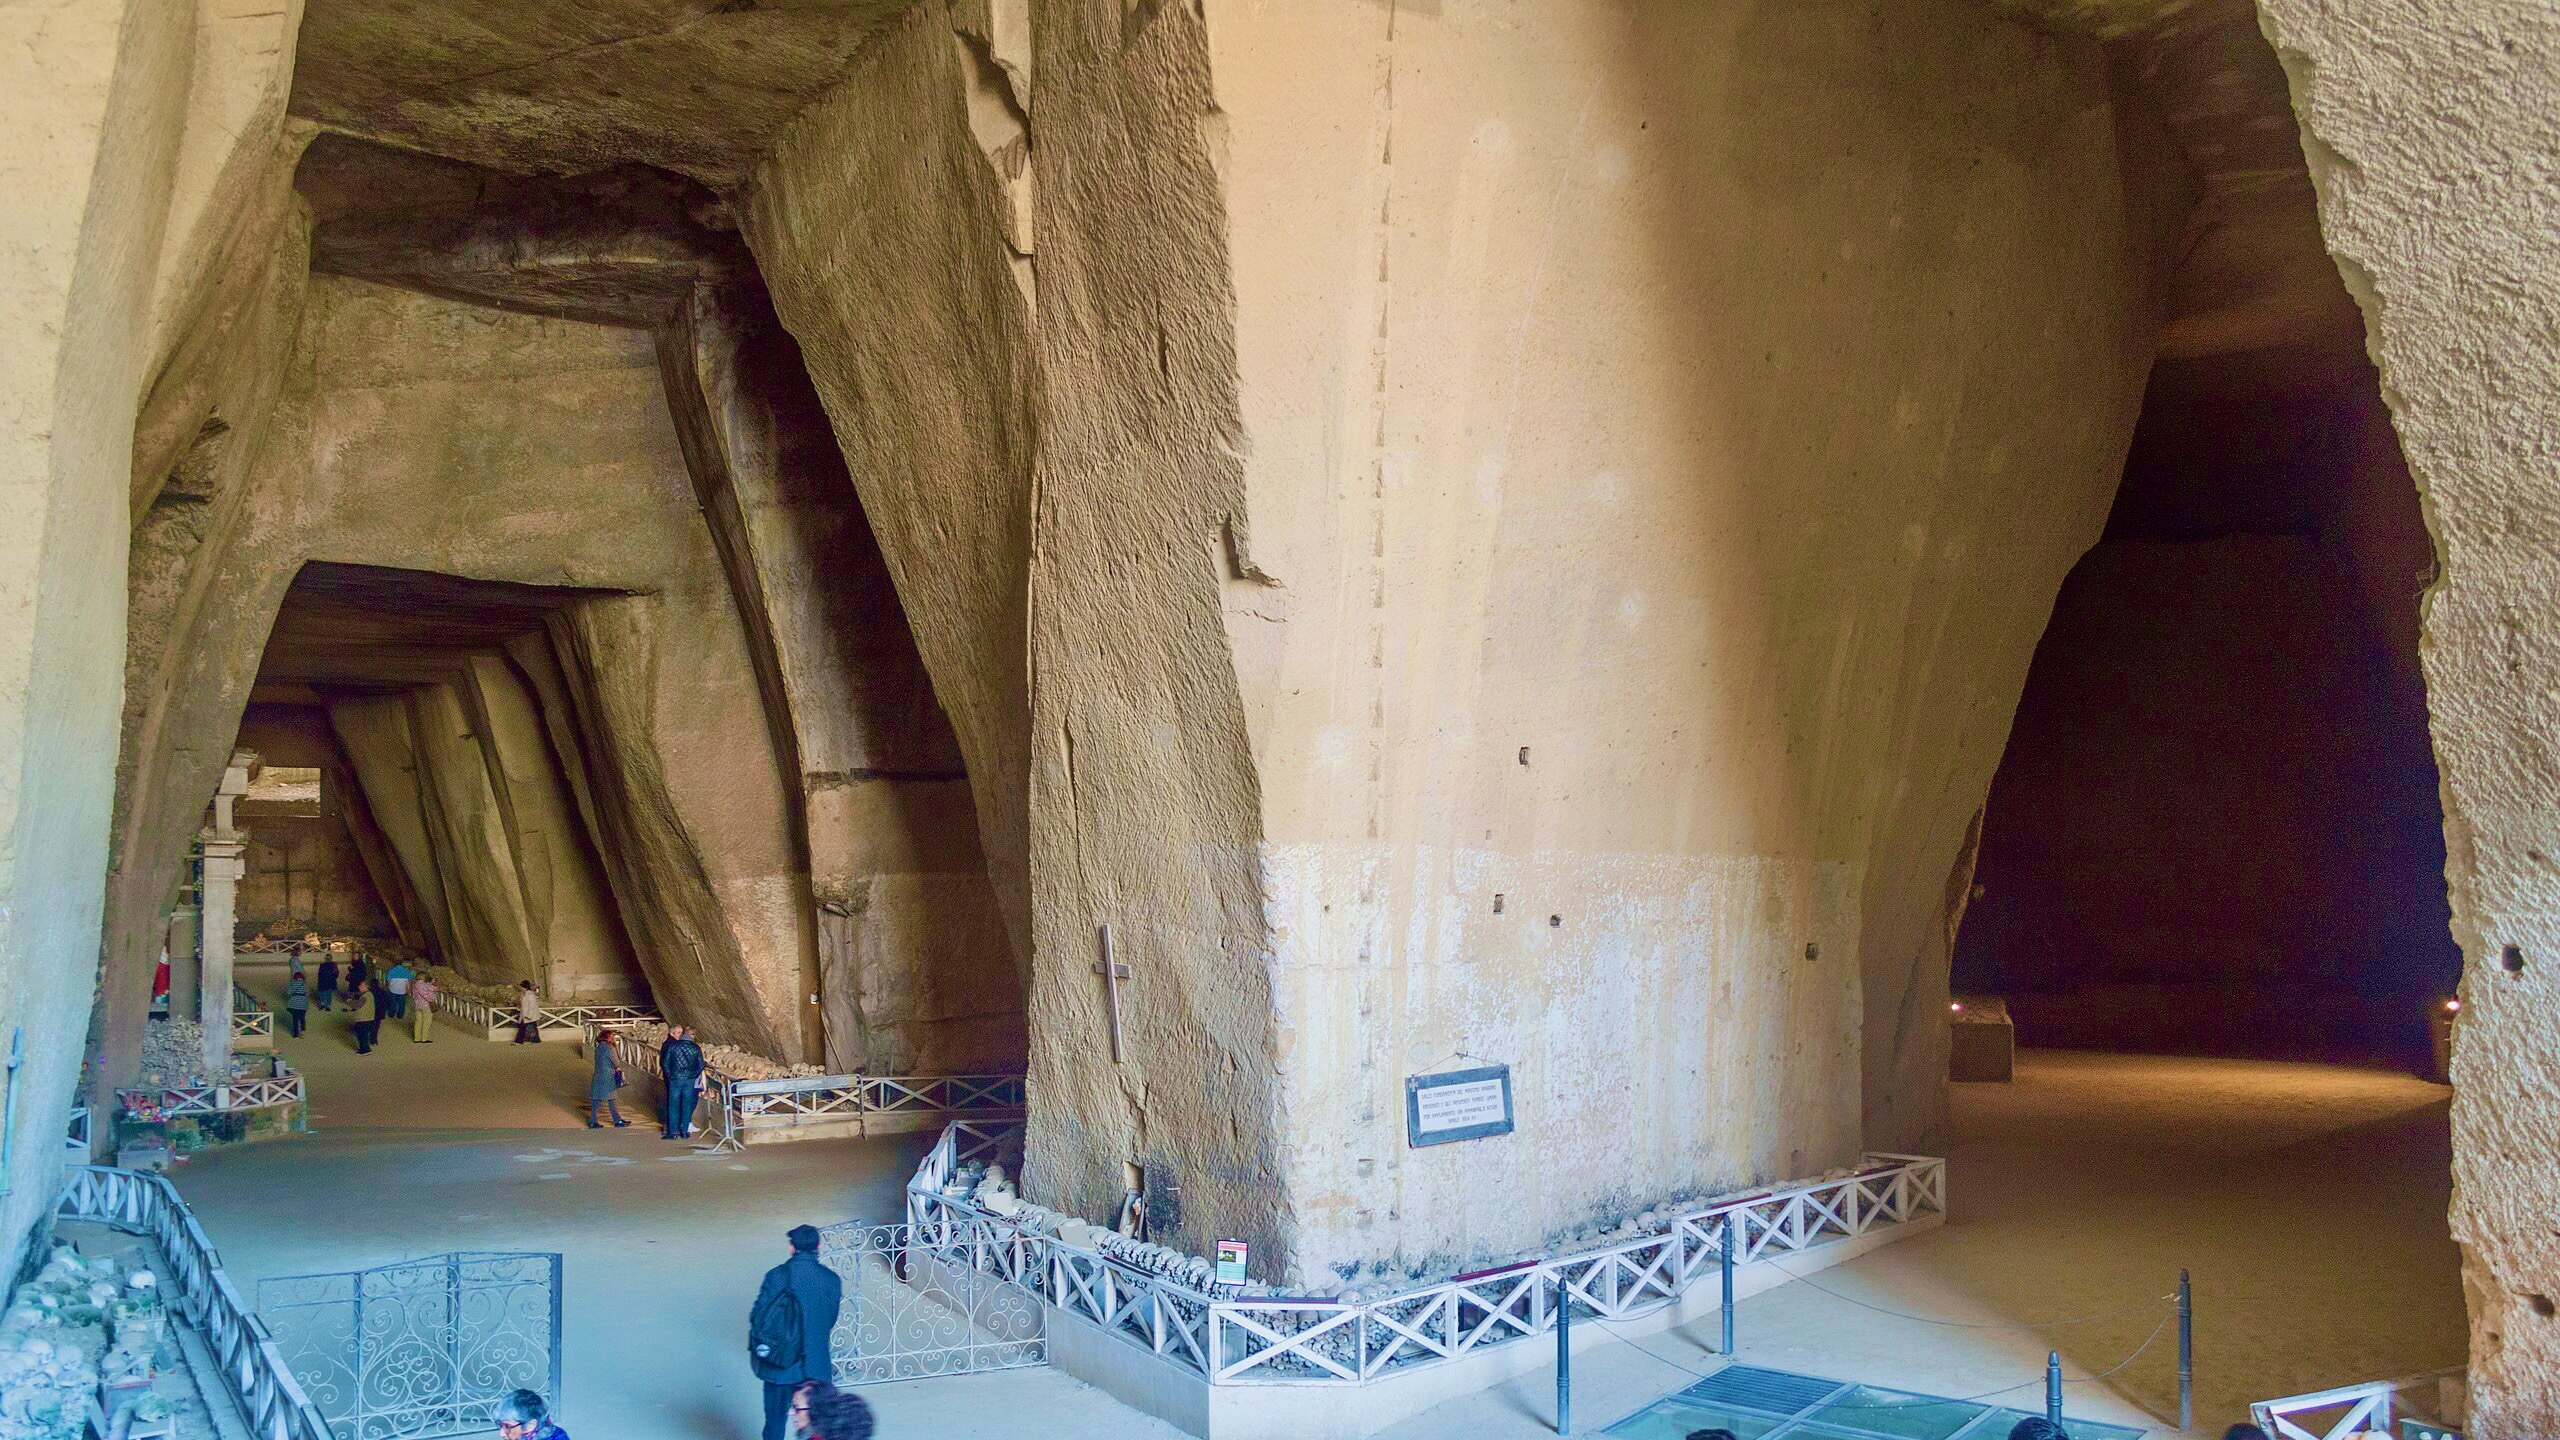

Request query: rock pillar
[
  {"left": 1011, "top": 0, "right": 2174, "bottom": 1283},
  {"left": 2254, "top": 2, "right": 2560, "bottom": 1431}
]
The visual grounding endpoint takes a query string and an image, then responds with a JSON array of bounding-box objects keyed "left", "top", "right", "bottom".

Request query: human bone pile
[
  {"left": 0, "top": 1244, "right": 171, "bottom": 1438},
  {"left": 945, "top": 1161, "right": 1226, "bottom": 1296},
  {"left": 418, "top": 967, "right": 516, "bottom": 1007}
]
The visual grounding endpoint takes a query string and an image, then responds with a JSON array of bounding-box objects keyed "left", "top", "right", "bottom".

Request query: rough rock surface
[
  {"left": 742, "top": 0, "right": 1042, "bottom": 989},
  {"left": 288, "top": 0, "right": 915, "bottom": 185},
  {"left": 2253, "top": 1, "right": 2560, "bottom": 1432}
]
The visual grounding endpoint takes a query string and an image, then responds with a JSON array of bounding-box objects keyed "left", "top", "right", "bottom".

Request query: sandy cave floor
[{"left": 169, "top": 981, "right": 2462, "bottom": 1440}]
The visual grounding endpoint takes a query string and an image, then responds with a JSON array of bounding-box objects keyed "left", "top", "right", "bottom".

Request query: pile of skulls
[
  {"left": 607, "top": 1021, "right": 824, "bottom": 1082},
  {"left": 0, "top": 1245, "right": 171, "bottom": 1439},
  {"left": 418, "top": 967, "right": 518, "bottom": 1008},
  {"left": 949, "top": 1162, "right": 1229, "bottom": 1297}
]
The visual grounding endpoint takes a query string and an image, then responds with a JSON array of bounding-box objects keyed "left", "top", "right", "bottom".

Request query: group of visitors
[
  {"left": 277, "top": 941, "right": 436, "bottom": 1054},
  {"left": 488, "top": 1222, "right": 866, "bottom": 1440},
  {"left": 584, "top": 1024, "right": 705, "bottom": 1138}
]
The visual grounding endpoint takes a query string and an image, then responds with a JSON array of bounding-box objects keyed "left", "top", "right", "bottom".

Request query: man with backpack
[{"left": 750, "top": 1224, "right": 842, "bottom": 1440}]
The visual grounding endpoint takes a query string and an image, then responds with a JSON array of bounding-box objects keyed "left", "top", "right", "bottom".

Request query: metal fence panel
[
  {"left": 260, "top": 1252, "right": 561, "bottom": 1440},
  {"left": 819, "top": 1222, "right": 1045, "bottom": 1383}
]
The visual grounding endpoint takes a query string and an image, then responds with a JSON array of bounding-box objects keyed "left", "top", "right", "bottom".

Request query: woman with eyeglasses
[
  {"left": 494, "top": 1389, "right": 567, "bottom": 1440},
  {"left": 790, "top": 1380, "right": 873, "bottom": 1440}
]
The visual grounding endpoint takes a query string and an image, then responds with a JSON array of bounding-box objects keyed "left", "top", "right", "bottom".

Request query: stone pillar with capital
[{"left": 199, "top": 751, "right": 258, "bottom": 1077}]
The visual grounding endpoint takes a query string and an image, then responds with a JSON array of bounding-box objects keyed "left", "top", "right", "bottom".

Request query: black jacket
[
  {"left": 749, "top": 1251, "right": 841, "bottom": 1385},
  {"left": 317, "top": 960, "right": 340, "bottom": 990},
  {"left": 662, "top": 1037, "right": 706, "bottom": 1087}
]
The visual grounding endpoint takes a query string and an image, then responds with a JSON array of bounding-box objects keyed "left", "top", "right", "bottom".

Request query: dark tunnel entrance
[{"left": 1953, "top": 342, "right": 2457, "bottom": 1072}]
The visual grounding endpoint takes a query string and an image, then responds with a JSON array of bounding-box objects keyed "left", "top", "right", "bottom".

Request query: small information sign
[
  {"left": 1405, "top": 1064, "right": 1514, "bottom": 1147},
  {"left": 1215, "top": 1239, "right": 1248, "bottom": 1285}
]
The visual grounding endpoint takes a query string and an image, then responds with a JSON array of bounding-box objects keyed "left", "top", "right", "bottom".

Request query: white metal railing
[
  {"left": 2251, "top": 1372, "right": 2465, "bottom": 1440},
  {"left": 435, "top": 992, "right": 660, "bottom": 1036},
  {"left": 901, "top": 1122, "right": 1947, "bottom": 1385},
  {"left": 117, "top": 1061, "right": 305, "bottom": 1120},
  {"left": 230, "top": 984, "right": 273, "bottom": 1042},
  {"left": 65, "top": 1105, "right": 92, "bottom": 1160},
  {"left": 614, "top": 1037, "right": 1022, "bottom": 1149},
  {"left": 56, "top": 1166, "right": 333, "bottom": 1440}
]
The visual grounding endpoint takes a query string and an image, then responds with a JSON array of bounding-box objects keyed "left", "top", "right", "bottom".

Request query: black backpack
[{"left": 751, "top": 1282, "right": 803, "bottom": 1368}]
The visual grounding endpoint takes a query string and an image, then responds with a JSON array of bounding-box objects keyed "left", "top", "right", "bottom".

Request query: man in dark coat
[
  {"left": 750, "top": 1225, "right": 842, "bottom": 1440},
  {"left": 659, "top": 1026, "right": 706, "bottom": 1140}
]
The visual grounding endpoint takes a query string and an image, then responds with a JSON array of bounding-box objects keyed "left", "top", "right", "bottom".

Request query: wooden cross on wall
[{"left": 1094, "top": 923, "right": 1130, "bottom": 1064}]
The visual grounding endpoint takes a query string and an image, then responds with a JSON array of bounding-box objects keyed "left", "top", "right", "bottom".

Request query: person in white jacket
[{"left": 514, "top": 980, "right": 543, "bottom": 1044}]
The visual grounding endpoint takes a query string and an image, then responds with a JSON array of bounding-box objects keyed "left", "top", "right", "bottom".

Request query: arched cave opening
[
  {"left": 237, "top": 562, "right": 653, "bottom": 1008},
  {"left": 1951, "top": 329, "right": 2456, "bottom": 1072}
]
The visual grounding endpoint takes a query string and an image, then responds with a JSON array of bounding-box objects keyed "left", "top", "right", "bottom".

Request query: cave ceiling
[
  {"left": 2000, "top": 0, "right": 2369, "bottom": 381},
  {"left": 252, "top": 563, "right": 608, "bottom": 696},
  {"left": 288, "top": 0, "right": 919, "bottom": 186},
  {"left": 288, "top": 0, "right": 2358, "bottom": 380}
]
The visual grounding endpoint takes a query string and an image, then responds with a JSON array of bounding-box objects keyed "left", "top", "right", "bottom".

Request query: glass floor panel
[
  {"left": 1605, "top": 1399, "right": 1787, "bottom": 1440},
  {"left": 1804, "top": 1387, "right": 1992, "bottom": 1439},
  {"left": 1602, "top": 1365, "right": 2145, "bottom": 1440}
]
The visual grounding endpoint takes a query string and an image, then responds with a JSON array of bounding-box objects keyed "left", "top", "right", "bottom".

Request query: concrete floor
[{"left": 172, "top": 994, "right": 2463, "bottom": 1440}]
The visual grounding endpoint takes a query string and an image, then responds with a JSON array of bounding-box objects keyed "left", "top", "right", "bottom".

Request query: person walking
[
  {"left": 750, "top": 1226, "right": 842, "bottom": 1440},
  {"left": 494, "top": 1389, "right": 568, "bottom": 1440},
  {"left": 383, "top": 959, "right": 414, "bottom": 1021},
  {"left": 514, "top": 980, "right": 543, "bottom": 1044},
  {"left": 659, "top": 1025, "right": 706, "bottom": 1140},
  {"left": 347, "top": 979, "right": 380, "bottom": 1055},
  {"left": 315, "top": 953, "right": 340, "bottom": 1012},
  {"left": 790, "top": 1380, "right": 873, "bottom": 1440},
  {"left": 587, "top": 1030, "right": 631, "bottom": 1128},
  {"left": 408, "top": 972, "right": 438, "bottom": 1043},
  {"left": 283, "top": 967, "right": 311, "bottom": 1037}
]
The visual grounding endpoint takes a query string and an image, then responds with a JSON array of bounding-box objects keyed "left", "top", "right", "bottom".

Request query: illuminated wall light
[{"left": 1948, "top": 1001, "right": 1964, "bottom": 1013}]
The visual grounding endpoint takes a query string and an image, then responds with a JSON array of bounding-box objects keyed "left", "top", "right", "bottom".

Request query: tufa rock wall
[{"left": 2255, "top": 0, "right": 2560, "bottom": 1431}]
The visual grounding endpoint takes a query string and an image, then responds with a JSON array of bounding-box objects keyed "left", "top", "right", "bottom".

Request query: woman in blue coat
[{"left": 587, "top": 1031, "right": 631, "bottom": 1128}]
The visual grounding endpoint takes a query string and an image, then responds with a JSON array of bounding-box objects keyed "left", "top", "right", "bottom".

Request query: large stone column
[
  {"left": 198, "top": 753, "right": 255, "bottom": 1077},
  {"left": 197, "top": 835, "right": 244, "bottom": 1077},
  {"left": 1006, "top": 0, "right": 2174, "bottom": 1285}
]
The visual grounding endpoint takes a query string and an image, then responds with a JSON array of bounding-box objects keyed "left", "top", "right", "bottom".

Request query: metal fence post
[
  {"left": 2178, "top": 1269, "right": 2194, "bottom": 1431},
  {"left": 2045, "top": 1351, "right": 2062, "bottom": 1425},
  {"left": 550, "top": 1253, "right": 566, "bottom": 1421},
  {"left": 1721, "top": 1212, "right": 1737, "bottom": 1355},
  {"left": 446, "top": 1253, "right": 464, "bottom": 1429},
  {"left": 351, "top": 1272, "right": 368, "bottom": 1438},
  {"left": 1554, "top": 1277, "right": 1572, "bottom": 1436}
]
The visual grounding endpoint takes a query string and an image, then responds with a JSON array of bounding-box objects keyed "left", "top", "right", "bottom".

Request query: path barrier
[
  {"left": 615, "top": 1038, "right": 1024, "bottom": 1148},
  {"left": 433, "top": 992, "right": 659, "bottom": 1041},
  {"left": 2252, "top": 1371, "right": 2466, "bottom": 1440},
  {"left": 117, "top": 1058, "right": 305, "bottom": 1122},
  {"left": 900, "top": 1120, "right": 1947, "bottom": 1386},
  {"left": 56, "top": 1165, "right": 334, "bottom": 1440},
  {"left": 230, "top": 983, "right": 274, "bottom": 1051}
]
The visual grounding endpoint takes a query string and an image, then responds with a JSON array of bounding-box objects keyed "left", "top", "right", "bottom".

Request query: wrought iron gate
[
  {"left": 820, "top": 1221, "right": 1046, "bottom": 1382},
  {"left": 258, "top": 1252, "right": 562, "bottom": 1439}
]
